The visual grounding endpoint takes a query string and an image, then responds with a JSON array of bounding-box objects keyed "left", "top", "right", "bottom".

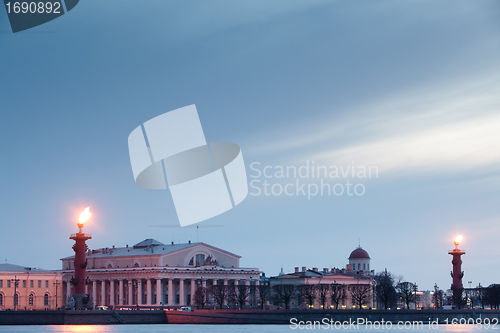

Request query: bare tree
[
  {"left": 485, "top": 284, "right": 500, "bottom": 309},
  {"left": 317, "top": 284, "right": 330, "bottom": 308},
  {"left": 432, "top": 284, "right": 444, "bottom": 309},
  {"left": 477, "top": 284, "right": 486, "bottom": 309},
  {"left": 330, "top": 283, "right": 346, "bottom": 309},
  {"left": 298, "top": 284, "right": 317, "bottom": 308},
  {"left": 375, "top": 270, "right": 398, "bottom": 309},
  {"left": 272, "top": 284, "right": 296, "bottom": 310},
  {"left": 396, "top": 281, "right": 416, "bottom": 309},
  {"left": 351, "top": 283, "right": 371, "bottom": 309},
  {"left": 211, "top": 284, "right": 228, "bottom": 309},
  {"left": 194, "top": 286, "right": 209, "bottom": 309},
  {"left": 257, "top": 284, "right": 270, "bottom": 309},
  {"left": 234, "top": 284, "right": 250, "bottom": 309}
]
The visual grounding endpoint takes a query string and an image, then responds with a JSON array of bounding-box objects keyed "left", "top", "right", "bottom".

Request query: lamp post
[
  {"left": 413, "top": 283, "right": 418, "bottom": 309},
  {"left": 69, "top": 207, "right": 93, "bottom": 309},
  {"left": 448, "top": 235, "right": 465, "bottom": 309},
  {"left": 11, "top": 276, "right": 19, "bottom": 311},
  {"left": 468, "top": 281, "right": 473, "bottom": 309},
  {"left": 53, "top": 281, "right": 60, "bottom": 309}
]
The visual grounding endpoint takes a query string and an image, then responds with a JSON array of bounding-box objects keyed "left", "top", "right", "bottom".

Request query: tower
[
  {"left": 68, "top": 207, "right": 93, "bottom": 308},
  {"left": 448, "top": 235, "right": 465, "bottom": 308},
  {"left": 348, "top": 246, "right": 371, "bottom": 273}
]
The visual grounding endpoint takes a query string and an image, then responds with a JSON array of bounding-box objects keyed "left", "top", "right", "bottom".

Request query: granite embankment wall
[
  {"left": 165, "top": 309, "right": 500, "bottom": 325},
  {"left": 0, "top": 310, "right": 167, "bottom": 325},
  {"left": 1, "top": 309, "right": 500, "bottom": 325}
]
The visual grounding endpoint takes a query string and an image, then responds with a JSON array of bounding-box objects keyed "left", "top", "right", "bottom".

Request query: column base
[{"left": 67, "top": 293, "right": 94, "bottom": 309}]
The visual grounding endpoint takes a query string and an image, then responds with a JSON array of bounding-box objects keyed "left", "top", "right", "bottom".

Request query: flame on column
[
  {"left": 455, "top": 235, "right": 463, "bottom": 243},
  {"left": 79, "top": 207, "right": 91, "bottom": 224}
]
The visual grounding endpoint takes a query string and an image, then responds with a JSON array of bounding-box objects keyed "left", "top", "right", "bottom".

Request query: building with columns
[
  {"left": 60, "top": 239, "right": 260, "bottom": 308},
  {"left": 269, "top": 246, "right": 375, "bottom": 309}
]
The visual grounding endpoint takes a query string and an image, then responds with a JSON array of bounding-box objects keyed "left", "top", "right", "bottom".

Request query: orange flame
[
  {"left": 79, "top": 207, "right": 91, "bottom": 224},
  {"left": 455, "top": 235, "right": 463, "bottom": 243}
]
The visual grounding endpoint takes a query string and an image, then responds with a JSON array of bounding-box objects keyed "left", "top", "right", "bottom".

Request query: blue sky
[{"left": 1, "top": 0, "right": 499, "bottom": 291}]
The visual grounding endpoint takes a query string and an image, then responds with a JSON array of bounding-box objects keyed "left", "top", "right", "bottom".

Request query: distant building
[
  {"left": 60, "top": 239, "right": 260, "bottom": 308},
  {"left": 0, "top": 263, "right": 63, "bottom": 310},
  {"left": 349, "top": 246, "right": 371, "bottom": 273},
  {"left": 269, "top": 246, "right": 375, "bottom": 309}
]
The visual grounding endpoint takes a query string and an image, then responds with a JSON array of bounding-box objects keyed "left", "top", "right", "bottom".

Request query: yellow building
[{"left": 0, "top": 263, "right": 63, "bottom": 310}]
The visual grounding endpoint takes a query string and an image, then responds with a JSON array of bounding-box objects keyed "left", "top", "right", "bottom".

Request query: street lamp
[
  {"left": 10, "top": 276, "right": 19, "bottom": 311},
  {"left": 413, "top": 283, "right": 418, "bottom": 309}
]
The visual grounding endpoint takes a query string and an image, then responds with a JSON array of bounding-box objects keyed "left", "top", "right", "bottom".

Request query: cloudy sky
[{"left": 1, "top": 0, "right": 499, "bottom": 291}]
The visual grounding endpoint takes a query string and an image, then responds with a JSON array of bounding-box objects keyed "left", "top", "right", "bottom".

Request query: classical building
[
  {"left": 0, "top": 263, "right": 64, "bottom": 310},
  {"left": 60, "top": 239, "right": 260, "bottom": 308},
  {"left": 269, "top": 246, "right": 375, "bottom": 309}
]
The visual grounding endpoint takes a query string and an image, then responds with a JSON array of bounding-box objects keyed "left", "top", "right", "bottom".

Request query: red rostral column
[
  {"left": 448, "top": 235, "right": 465, "bottom": 308},
  {"left": 69, "top": 207, "right": 92, "bottom": 308}
]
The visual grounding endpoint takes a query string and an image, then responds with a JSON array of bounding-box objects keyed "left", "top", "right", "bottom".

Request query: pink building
[{"left": 60, "top": 238, "right": 261, "bottom": 308}]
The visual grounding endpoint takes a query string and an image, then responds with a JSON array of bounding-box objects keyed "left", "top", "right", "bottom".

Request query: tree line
[
  {"left": 375, "top": 269, "right": 500, "bottom": 310},
  {"left": 194, "top": 282, "right": 373, "bottom": 310}
]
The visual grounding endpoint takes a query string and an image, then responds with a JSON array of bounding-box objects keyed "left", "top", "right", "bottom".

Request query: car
[
  {"left": 96, "top": 305, "right": 109, "bottom": 310},
  {"left": 179, "top": 306, "right": 192, "bottom": 312}
]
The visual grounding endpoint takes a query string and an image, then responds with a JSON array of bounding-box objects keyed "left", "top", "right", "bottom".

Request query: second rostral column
[
  {"left": 69, "top": 207, "right": 93, "bottom": 308},
  {"left": 449, "top": 235, "right": 465, "bottom": 309}
]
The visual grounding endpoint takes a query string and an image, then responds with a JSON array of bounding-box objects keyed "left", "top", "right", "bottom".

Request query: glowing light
[
  {"left": 455, "top": 235, "right": 463, "bottom": 243},
  {"left": 79, "top": 207, "right": 91, "bottom": 224}
]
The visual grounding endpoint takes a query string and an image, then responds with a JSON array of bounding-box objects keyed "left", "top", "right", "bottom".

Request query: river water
[{"left": 0, "top": 325, "right": 494, "bottom": 333}]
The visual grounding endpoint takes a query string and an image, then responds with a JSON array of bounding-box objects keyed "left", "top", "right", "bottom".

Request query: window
[
  {"left": 189, "top": 254, "right": 206, "bottom": 266},
  {"left": 0, "top": 293, "right": 3, "bottom": 306},
  {"left": 134, "top": 263, "right": 140, "bottom": 267},
  {"left": 358, "top": 264, "right": 361, "bottom": 270},
  {"left": 23, "top": 280, "right": 26, "bottom": 288},
  {"left": 30, "top": 280, "right": 34, "bottom": 288},
  {"left": 368, "top": 264, "right": 369, "bottom": 270},
  {"left": 107, "top": 264, "right": 113, "bottom": 268},
  {"left": 45, "top": 280, "right": 48, "bottom": 288},
  {"left": 29, "top": 293, "right": 34, "bottom": 306},
  {"left": 7, "top": 280, "right": 11, "bottom": 288},
  {"left": 44, "top": 293, "right": 49, "bottom": 306},
  {"left": 38, "top": 280, "right": 41, "bottom": 288},
  {"left": 363, "top": 263, "right": 366, "bottom": 270},
  {"left": 0, "top": 280, "right": 2, "bottom": 288},
  {"left": 14, "top": 294, "right": 19, "bottom": 306}
]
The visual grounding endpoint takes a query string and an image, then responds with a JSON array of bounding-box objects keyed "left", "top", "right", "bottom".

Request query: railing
[{"left": 70, "top": 233, "right": 92, "bottom": 238}]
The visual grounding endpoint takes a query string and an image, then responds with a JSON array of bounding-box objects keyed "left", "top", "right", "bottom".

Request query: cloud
[{"left": 249, "top": 74, "right": 500, "bottom": 177}]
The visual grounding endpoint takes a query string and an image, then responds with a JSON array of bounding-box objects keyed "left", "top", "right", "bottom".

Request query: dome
[{"left": 349, "top": 247, "right": 370, "bottom": 259}]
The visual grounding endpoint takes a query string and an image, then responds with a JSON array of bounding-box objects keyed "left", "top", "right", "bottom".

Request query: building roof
[
  {"left": 133, "top": 239, "right": 163, "bottom": 248},
  {"left": 0, "top": 263, "right": 52, "bottom": 273},
  {"left": 60, "top": 240, "right": 241, "bottom": 260},
  {"left": 349, "top": 247, "right": 370, "bottom": 259},
  {"left": 271, "top": 270, "right": 372, "bottom": 281},
  {"left": 61, "top": 239, "right": 200, "bottom": 260}
]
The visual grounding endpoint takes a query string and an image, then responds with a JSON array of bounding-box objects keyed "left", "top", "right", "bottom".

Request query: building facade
[
  {"left": 269, "top": 247, "right": 375, "bottom": 309},
  {"left": 0, "top": 263, "right": 64, "bottom": 310},
  {"left": 60, "top": 239, "right": 261, "bottom": 308}
]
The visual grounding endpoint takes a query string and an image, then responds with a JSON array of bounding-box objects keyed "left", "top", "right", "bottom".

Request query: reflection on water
[{"left": 0, "top": 324, "right": 494, "bottom": 333}]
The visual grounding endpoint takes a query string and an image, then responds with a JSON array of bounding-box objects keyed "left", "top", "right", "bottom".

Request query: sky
[{"left": 0, "top": 0, "right": 499, "bottom": 291}]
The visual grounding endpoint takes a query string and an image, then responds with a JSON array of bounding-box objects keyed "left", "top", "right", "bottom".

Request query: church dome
[{"left": 349, "top": 247, "right": 370, "bottom": 259}]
